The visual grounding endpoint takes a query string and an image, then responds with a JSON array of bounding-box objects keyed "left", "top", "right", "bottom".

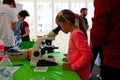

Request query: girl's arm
[{"left": 22, "top": 26, "right": 29, "bottom": 37}]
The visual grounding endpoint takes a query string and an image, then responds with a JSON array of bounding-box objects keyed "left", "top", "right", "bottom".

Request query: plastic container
[
  {"left": 0, "top": 67, "right": 13, "bottom": 80},
  {"left": 0, "top": 55, "right": 12, "bottom": 67},
  {"left": 0, "top": 39, "right": 4, "bottom": 56},
  {"left": 0, "top": 56, "right": 13, "bottom": 80},
  {"left": 28, "top": 48, "right": 32, "bottom": 59}
]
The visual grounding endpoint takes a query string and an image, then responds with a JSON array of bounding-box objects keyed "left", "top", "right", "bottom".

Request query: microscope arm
[
  {"left": 44, "top": 25, "right": 61, "bottom": 40},
  {"left": 32, "top": 26, "right": 61, "bottom": 55},
  {"left": 30, "top": 26, "right": 61, "bottom": 66},
  {"left": 32, "top": 37, "right": 45, "bottom": 57}
]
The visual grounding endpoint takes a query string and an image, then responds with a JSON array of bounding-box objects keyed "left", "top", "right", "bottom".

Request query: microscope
[{"left": 30, "top": 26, "right": 61, "bottom": 66}]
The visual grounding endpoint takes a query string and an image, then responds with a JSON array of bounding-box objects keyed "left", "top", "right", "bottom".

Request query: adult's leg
[
  {"left": 91, "top": 44, "right": 101, "bottom": 72},
  {"left": 98, "top": 46, "right": 103, "bottom": 75},
  {"left": 101, "top": 64, "right": 120, "bottom": 80}
]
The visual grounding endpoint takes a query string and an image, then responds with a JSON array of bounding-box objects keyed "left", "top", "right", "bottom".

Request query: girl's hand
[
  {"left": 63, "top": 58, "right": 68, "bottom": 62},
  {"left": 62, "top": 63, "right": 72, "bottom": 70}
]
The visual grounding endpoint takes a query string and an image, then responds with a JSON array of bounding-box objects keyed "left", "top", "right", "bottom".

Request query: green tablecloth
[
  {"left": 12, "top": 52, "right": 81, "bottom": 80},
  {"left": 20, "top": 41, "right": 35, "bottom": 50}
]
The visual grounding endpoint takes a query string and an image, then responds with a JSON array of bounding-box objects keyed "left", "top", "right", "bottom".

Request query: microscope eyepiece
[{"left": 53, "top": 25, "right": 61, "bottom": 34}]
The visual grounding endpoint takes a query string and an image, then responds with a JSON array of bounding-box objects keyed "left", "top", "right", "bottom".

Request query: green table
[{"left": 12, "top": 52, "right": 81, "bottom": 80}]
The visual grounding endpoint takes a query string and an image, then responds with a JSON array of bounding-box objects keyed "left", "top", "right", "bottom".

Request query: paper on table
[
  {"left": 6, "top": 67, "right": 20, "bottom": 74},
  {"left": 34, "top": 67, "right": 48, "bottom": 72}
]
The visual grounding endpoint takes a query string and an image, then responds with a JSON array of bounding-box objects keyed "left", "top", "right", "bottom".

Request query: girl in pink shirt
[{"left": 55, "top": 9, "right": 92, "bottom": 80}]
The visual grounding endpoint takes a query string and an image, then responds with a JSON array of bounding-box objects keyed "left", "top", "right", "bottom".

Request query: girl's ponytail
[{"left": 74, "top": 14, "right": 87, "bottom": 38}]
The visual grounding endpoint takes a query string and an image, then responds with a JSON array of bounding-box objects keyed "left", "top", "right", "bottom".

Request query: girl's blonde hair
[{"left": 56, "top": 9, "right": 87, "bottom": 37}]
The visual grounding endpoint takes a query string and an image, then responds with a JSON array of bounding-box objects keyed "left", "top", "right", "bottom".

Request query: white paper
[
  {"left": 34, "top": 67, "right": 48, "bottom": 72},
  {"left": 6, "top": 67, "right": 20, "bottom": 74}
]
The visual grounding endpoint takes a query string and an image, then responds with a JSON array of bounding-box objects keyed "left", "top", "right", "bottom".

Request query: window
[
  {"left": 54, "top": 0, "right": 69, "bottom": 28},
  {"left": 36, "top": 1, "right": 52, "bottom": 35},
  {"left": 16, "top": 0, "right": 94, "bottom": 53},
  {"left": 16, "top": 0, "right": 93, "bottom": 39},
  {"left": 71, "top": 0, "right": 85, "bottom": 14},
  {"left": 17, "top": 0, "right": 35, "bottom": 40}
]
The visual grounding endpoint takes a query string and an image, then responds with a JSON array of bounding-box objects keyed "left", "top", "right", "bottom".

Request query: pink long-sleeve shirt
[{"left": 68, "top": 29, "right": 92, "bottom": 80}]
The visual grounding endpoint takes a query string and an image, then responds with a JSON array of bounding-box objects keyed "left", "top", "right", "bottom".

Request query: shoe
[
  {"left": 97, "top": 73, "right": 102, "bottom": 80},
  {"left": 89, "top": 73, "right": 92, "bottom": 79}
]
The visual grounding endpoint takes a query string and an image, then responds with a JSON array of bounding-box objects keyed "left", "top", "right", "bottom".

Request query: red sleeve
[
  {"left": 71, "top": 30, "right": 92, "bottom": 70},
  {"left": 24, "top": 21, "right": 29, "bottom": 28},
  {"left": 90, "top": 0, "right": 111, "bottom": 46}
]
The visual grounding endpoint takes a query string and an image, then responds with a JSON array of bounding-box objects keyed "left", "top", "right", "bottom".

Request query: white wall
[
  {"left": 0, "top": 0, "right": 2, "bottom": 4},
  {"left": 53, "top": 31, "right": 70, "bottom": 54}
]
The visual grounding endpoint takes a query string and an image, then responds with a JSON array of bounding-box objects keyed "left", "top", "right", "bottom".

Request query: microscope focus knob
[{"left": 34, "top": 51, "right": 40, "bottom": 57}]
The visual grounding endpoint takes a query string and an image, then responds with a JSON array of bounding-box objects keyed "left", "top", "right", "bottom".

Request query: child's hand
[
  {"left": 63, "top": 58, "right": 68, "bottom": 62},
  {"left": 62, "top": 63, "right": 72, "bottom": 70}
]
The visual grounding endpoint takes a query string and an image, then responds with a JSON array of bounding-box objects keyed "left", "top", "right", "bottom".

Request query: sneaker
[
  {"left": 89, "top": 73, "right": 92, "bottom": 79},
  {"left": 97, "top": 73, "right": 102, "bottom": 80}
]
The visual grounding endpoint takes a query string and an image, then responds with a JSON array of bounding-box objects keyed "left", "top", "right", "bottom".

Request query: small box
[{"left": 6, "top": 50, "right": 28, "bottom": 60}]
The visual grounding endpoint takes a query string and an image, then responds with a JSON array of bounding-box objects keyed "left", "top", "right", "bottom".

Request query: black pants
[
  {"left": 101, "top": 64, "right": 120, "bottom": 80},
  {"left": 91, "top": 44, "right": 103, "bottom": 72},
  {"left": 22, "top": 36, "right": 30, "bottom": 41}
]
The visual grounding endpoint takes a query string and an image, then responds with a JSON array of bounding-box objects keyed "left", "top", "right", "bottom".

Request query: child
[
  {"left": 18, "top": 10, "right": 30, "bottom": 41},
  {"left": 55, "top": 9, "right": 92, "bottom": 80}
]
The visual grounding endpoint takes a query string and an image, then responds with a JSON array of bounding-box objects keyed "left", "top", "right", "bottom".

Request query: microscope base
[{"left": 36, "top": 57, "right": 58, "bottom": 66}]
